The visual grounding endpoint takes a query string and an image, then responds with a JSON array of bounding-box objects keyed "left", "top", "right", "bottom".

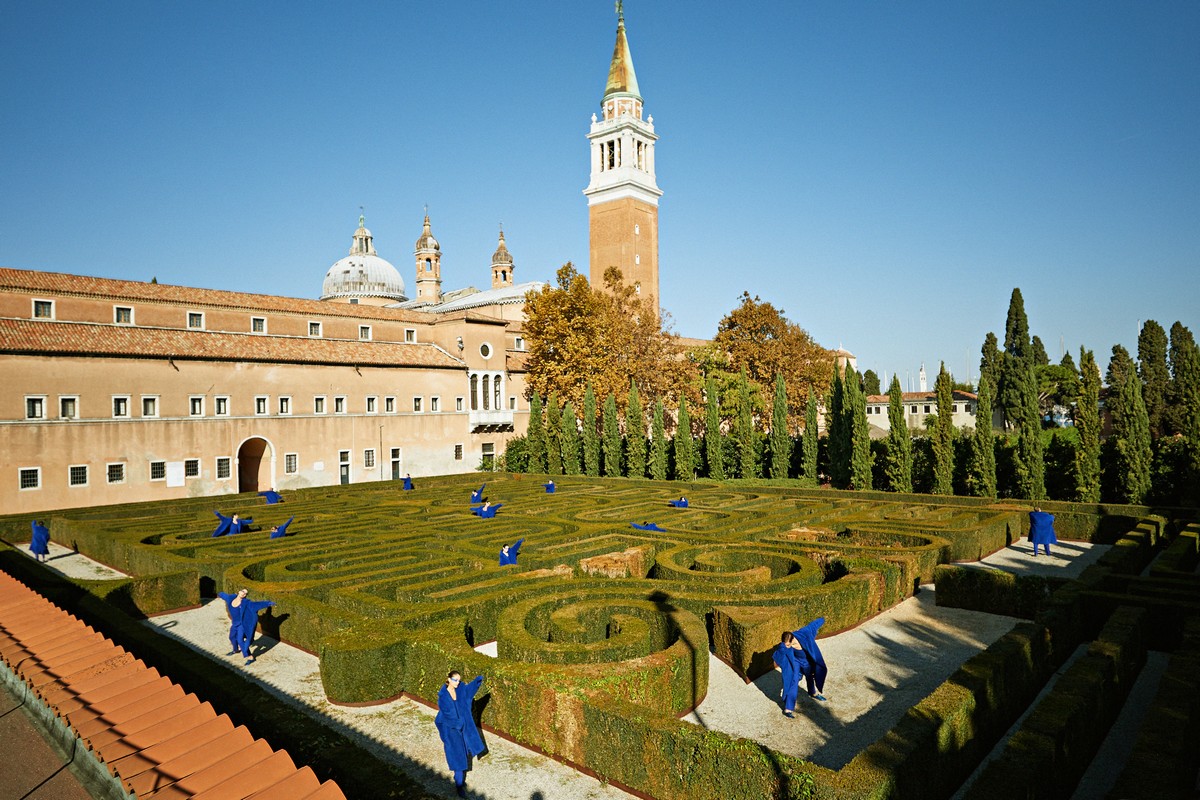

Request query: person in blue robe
[
  {"left": 1029, "top": 507, "right": 1057, "bottom": 556},
  {"left": 499, "top": 538, "right": 524, "bottom": 565},
  {"left": 631, "top": 522, "right": 665, "bottom": 531},
  {"left": 269, "top": 516, "right": 295, "bottom": 539},
  {"left": 258, "top": 490, "right": 283, "bottom": 504},
  {"left": 772, "top": 631, "right": 804, "bottom": 718},
  {"left": 212, "top": 511, "right": 232, "bottom": 537},
  {"left": 435, "top": 670, "right": 486, "bottom": 797},
  {"left": 668, "top": 497, "right": 688, "bottom": 508},
  {"left": 543, "top": 480, "right": 556, "bottom": 493},
  {"left": 403, "top": 473, "right": 414, "bottom": 491},
  {"left": 792, "top": 618, "right": 828, "bottom": 701},
  {"left": 216, "top": 588, "right": 276, "bottom": 664},
  {"left": 30, "top": 520, "right": 50, "bottom": 562},
  {"left": 470, "top": 484, "right": 486, "bottom": 503}
]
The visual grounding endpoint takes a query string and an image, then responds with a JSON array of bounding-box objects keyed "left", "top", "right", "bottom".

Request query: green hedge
[{"left": 933, "top": 564, "right": 1060, "bottom": 619}]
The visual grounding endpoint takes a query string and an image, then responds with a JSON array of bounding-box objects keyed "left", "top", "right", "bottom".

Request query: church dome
[
  {"left": 320, "top": 215, "right": 407, "bottom": 302},
  {"left": 414, "top": 214, "right": 440, "bottom": 252},
  {"left": 491, "top": 229, "right": 513, "bottom": 266}
]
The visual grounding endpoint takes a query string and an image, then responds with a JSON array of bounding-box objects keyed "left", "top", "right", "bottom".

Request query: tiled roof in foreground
[
  {"left": 0, "top": 318, "right": 464, "bottom": 369},
  {"left": 0, "top": 570, "right": 346, "bottom": 799},
  {"left": 0, "top": 267, "right": 434, "bottom": 324}
]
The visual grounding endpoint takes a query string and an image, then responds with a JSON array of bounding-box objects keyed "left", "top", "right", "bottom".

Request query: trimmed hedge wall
[{"left": 933, "top": 565, "right": 1061, "bottom": 619}]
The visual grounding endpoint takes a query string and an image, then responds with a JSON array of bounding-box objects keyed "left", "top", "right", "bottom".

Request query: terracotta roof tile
[
  {"left": 865, "top": 390, "right": 979, "bottom": 403},
  {"left": 0, "top": 318, "right": 464, "bottom": 369},
  {"left": 0, "top": 267, "right": 434, "bottom": 324}
]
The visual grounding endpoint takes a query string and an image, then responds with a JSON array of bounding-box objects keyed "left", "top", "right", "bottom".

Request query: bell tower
[
  {"left": 413, "top": 212, "right": 442, "bottom": 304},
  {"left": 584, "top": 2, "right": 662, "bottom": 313}
]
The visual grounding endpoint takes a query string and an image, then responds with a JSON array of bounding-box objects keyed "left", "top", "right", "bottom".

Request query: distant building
[{"left": 864, "top": 390, "right": 987, "bottom": 435}]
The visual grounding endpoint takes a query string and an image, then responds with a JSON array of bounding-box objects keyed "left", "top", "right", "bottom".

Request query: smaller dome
[
  {"left": 414, "top": 214, "right": 440, "bottom": 252},
  {"left": 491, "top": 229, "right": 513, "bottom": 266}
]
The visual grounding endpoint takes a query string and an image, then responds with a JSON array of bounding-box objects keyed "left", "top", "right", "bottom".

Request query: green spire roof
[{"left": 603, "top": 14, "right": 640, "bottom": 101}]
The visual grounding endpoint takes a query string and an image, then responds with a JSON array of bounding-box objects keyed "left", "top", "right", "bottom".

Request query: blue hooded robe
[
  {"left": 217, "top": 592, "right": 276, "bottom": 659},
  {"left": 499, "top": 539, "right": 524, "bottom": 565},
  {"left": 30, "top": 521, "right": 50, "bottom": 559},
  {"left": 1029, "top": 510, "right": 1057, "bottom": 554},
  {"left": 435, "top": 675, "right": 485, "bottom": 775}
]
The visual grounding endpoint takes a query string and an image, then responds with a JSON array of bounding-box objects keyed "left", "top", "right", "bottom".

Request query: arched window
[
  {"left": 470, "top": 374, "right": 479, "bottom": 411},
  {"left": 482, "top": 375, "right": 491, "bottom": 410},
  {"left": 494, "top": 375, "right": 501, "bottom": 410}
]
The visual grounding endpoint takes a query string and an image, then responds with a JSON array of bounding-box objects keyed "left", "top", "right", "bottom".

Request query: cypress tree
[
  {"left": 735, "top": 369, "right": 756, "bottom": 478},
  {"left": 848, "top": 369, "right": 872, "bottom": 489},
  {"left": 1074, "top": 347, "right": 1102, "bottom": 502},
  {"left": 545, "top": 393, "right": 563, "bottom": 475},
  {"left": 998, "top": 288, "right": 1031, "bottom": 428},
  {"left": 704, "top": 377, "right": 725, "bottom": 479},
  {"left": 582, "top": 383, "right": 600, "bottom": 476},
  {"left": 1108, "top": 347, "right": 1152, "bottom": 503},
  {"left": 968, "top": 375, "right": 996, "bottom": 497},
  {"left": 626, "top": 381, "right": 646, "bottom": 478},
  {"left": 884, "top": 375, "right": 912, "bottom": 492},
  {"left": 1137, "top": 320, "right": 1169, "bottom": 438},
  {"left": 560, "top": 401, "right": 581, "bottom": 475},
  {"left": 1031, "top": 335, "right": 1050, "bottom": 367},
  {"left": 980, "top": 332, "right": 1003, "bottom": 394},
  {"left": 769, "top": 374, "right": 790, "bottom": 479},
  {"left": 826, "top": 364, "right": 848, "bottom": 488},
  {"left": 602, "top": 393, "right": 622, "bottom": 477},
  {"left": 801, "top": 390, "right": 819, "bottom": 487},
  {"left": 1172, "top": 327, "right": 1200, "bottom": 505},
  {"left": 650, "top": 398, "right": 668, "bottom": 480},
  {"left": 674, "top": 397, "right": 695, "bottom": 481},
  {"left": 526, "top": 394, "right": 546, "bottom": 473},
  {"left": 931, "top": 362, "right": 955, "bottom": 494}
]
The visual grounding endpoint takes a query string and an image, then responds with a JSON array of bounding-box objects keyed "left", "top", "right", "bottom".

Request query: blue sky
[{"left": 2, "top": 1, "right": 1197, "bottom": 389}]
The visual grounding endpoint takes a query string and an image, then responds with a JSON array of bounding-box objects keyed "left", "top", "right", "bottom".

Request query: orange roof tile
[{"left": 0, "top": 318, "right": 464, "bottom": 369}]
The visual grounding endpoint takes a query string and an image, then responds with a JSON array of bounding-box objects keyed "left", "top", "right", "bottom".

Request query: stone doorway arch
[{"left": 236, "top": 436, "right": 275, "bottom": 494}]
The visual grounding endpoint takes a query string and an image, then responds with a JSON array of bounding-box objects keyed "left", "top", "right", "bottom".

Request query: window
[
  {"left": 107, "top": 463, "right": 125, "bottom": 484},
  {"left": 390, "top": 447, "right": 401, "bottom": 480},
  {"left": 279, "top": 396, "right": 291, "bottom": 415},
  {"left": 480, "top": 342, "right": 492, "bottom": 358},
  {"left": 363, "top": 449, "right": 375, "bottom": 469},
  {"left": 494, "top": 378, "right": 501, "bottom": 410},
  {"left": 404, "top": 329, "right": 416, "bottom": 343},
  {"left": 251, "top": 316, "right": 266, "bottom": 333},
  {"left": 184, "top": 458, "right": 200, "bottom": 478},
  {"left": 59, "top": 396, "right": 78, "bottom": 420},
  {"left": 314, "top": 396, "right": 326, "bottom": 414},
  {"left": 140, "top": 396, "right": 157, "bottom": 418},
  {"left": 309, "top": 321, "right": 322, "bottom": 337},
  {"left": 366, "top": 396, "right": 377, "bottom": 414},
  {"left": 215, "top": 396, "right": 229, "bottom": 416},
  {"left": 965, "top": 403, "right": 973, "bottom": 414},
  {"left": 514, "top": 336, "right": 525, "bottom": 351},
  {"left": 951, "top": 404, "right": 958, "bottom": 413},
  {"left": 32, "top": 299, "right": 54, "bottom": 319},
  {"left": 113, "top": 396, "right": 131, "bottom": 418},
  {"left": 284, "top": 453, "right": 298, "bottom": 474},
  {"left": 114, "top": 306, "right": 133, "bottom": 324},
  {"left": 481, "top": 442, "right": 495, "bottom": 469},
  {"left": 359, "top": 325, "right": 372, "bottom": 341},
  {"left": 413, "top": 397, "right": 423, "bottom": 412},
  {"left": 385, "top": 396, "right": 395, "bottom": 413},
  {"left": 19, "top": 467, "right": 40, "bottom": 490},
  {"left": 255, "top": 396, "right": 268, "bottom": 415},
  {"left": 456, "top": 397, "right": 464, "bottom": 412},
  {"left": 339, "top": 450, "right": 350, "bottom": 464},
  {"left": 188, "top": 312, "right": 204, "bottom": 329},
  {"left": 470, "top": 375, "right": 478, "bottom": 410},
  {"left": 509, "top": 396, "right": 517, "bottom": 410},
  {"left": 430, "top": 397, "right": 440, "bottom": 412},
  {"left": 149, "top": 461, "right": 166, "bottom": 481},
  {"left": 216, "top": 457, "right": 232, "bottom": 480},
  {"left": 924, "top": 405, "right": 931, "bottom": 414},
  {"left": 482, "top": 375, "right": 490, "bottom": 410},
  {"left": 334, "top": 396, "right": 346, "bottom": 414},
  {"left": 349, "top": 298, "right": 359, "bottom": 305},
  {"left": 911, "top": 405, "right": 918, "bottom": 414},
  {"left": 454, "top": 444, "right": 464, "bottom": 461},
  {"left": 189, "top": 396, "right": 204, "bottom": 416},
  {"left": 69, "top": 465, "right": 88, "bottom": 487},
  {"left": 25, "top": 396, "right": 45, "bottom": 420}
]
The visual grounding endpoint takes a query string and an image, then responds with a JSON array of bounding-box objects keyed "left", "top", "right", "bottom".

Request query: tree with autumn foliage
[
  {"left": 523, "top": 263, "right": 696, "bottom": 412},
  {"left": 711, "top": 292, "right": 833, "bottom": 428}
]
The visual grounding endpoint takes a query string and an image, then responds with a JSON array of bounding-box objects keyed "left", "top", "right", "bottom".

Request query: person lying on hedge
[
  {"left": 216, "top": 588, "right": 275, "bottom": 665},
  {"left": 773, "top": 618, "right": 828, "bottom": 717},
  {"left": 499, "top": 538, "right": 524, "bottom": 565},
  {"left": 435, "top": 670, "right": 486, "bottom": 797},
  {"left": 1029, "top": 506, "right": 1057, "bottom": 557}
]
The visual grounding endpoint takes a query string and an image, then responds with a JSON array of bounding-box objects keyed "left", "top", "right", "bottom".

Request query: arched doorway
[{"left": 237, "top": 437, "right": 274, "bottom": 493}]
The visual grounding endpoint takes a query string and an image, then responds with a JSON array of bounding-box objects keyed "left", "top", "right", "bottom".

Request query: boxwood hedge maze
[{"left": 12, "top": 474, "right": 1191, "bottom": 800}]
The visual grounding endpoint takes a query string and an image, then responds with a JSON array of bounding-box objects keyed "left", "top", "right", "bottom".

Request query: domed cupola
[
  {"left": 491, "top": 227, "right": 514, "bottom": 288},
  {"left": 414, "top": 212, "right": 443, "bottom": 303},
  {"left": 320, "top": 214, "right": 407, "bottom": 305}
]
